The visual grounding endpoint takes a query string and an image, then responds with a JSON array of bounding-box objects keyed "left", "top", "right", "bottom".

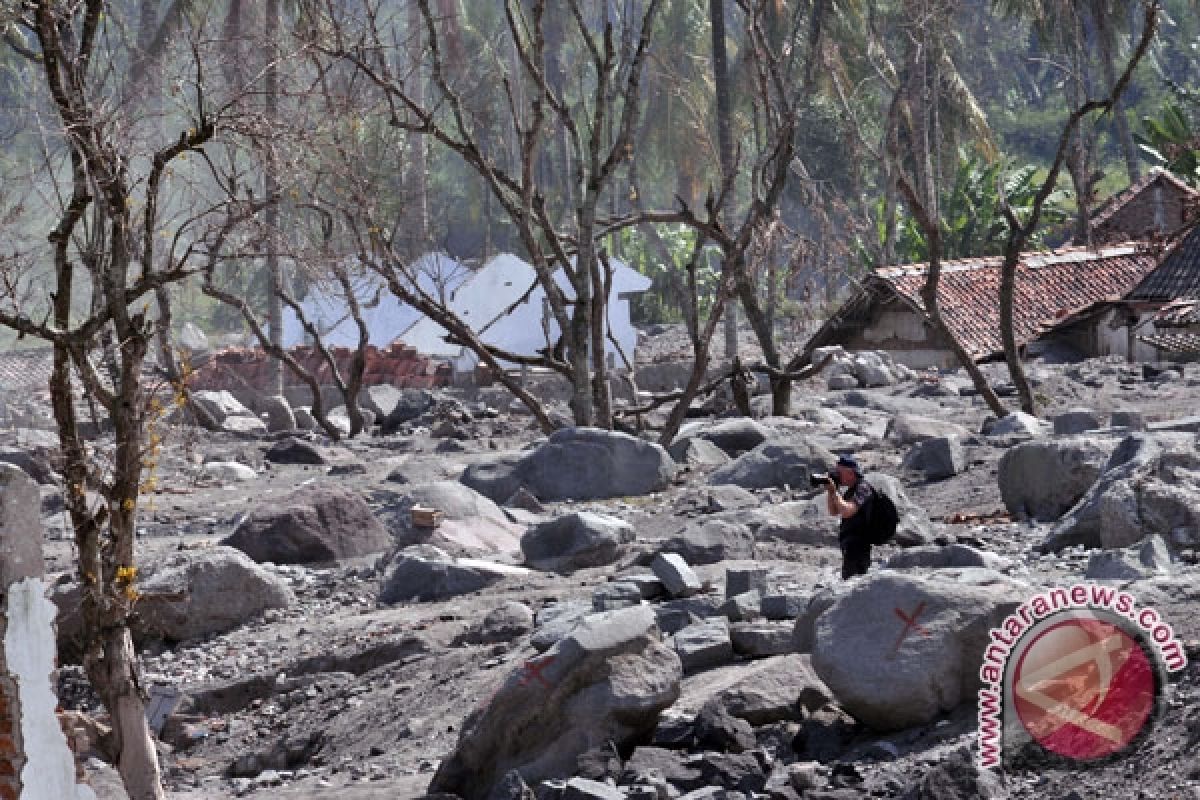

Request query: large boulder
[
  {"left": 1053, "top": 408, "right": 1105, "bottom": 435},
  {"left": 691, "top": 419, "right": 772, "bottom": 456},
  {"left": 54, "top": 547, "right": 295, "bottom": 659},
  {"left": 378, "top": 545, "right": 531, "bottom": 603},
  {"left": 708, "top": 440, "right": 835, "bottom": 490},
  {"left": 191, "top": 390, "right": 251, "bottom": 426},
  {"left": 379, "top": 388, "right": 436, "bottom": 432},
  {"left": 870, "top": 473, "right": 937, "bottom": 546},
  {"left": 261, "top": 395, "right": 295, "bottom": 434},
  {"left": 135, "top": 548, "right": 294, "bottom": 641},
  {"left": 464, "top": 430, "right": 677, "bottom": 503},
  {"left": 1085, "top": 535, "right": 1173, "bottom": 581},
  {"left": 704, "top": 654, "right": 833, "bottom": 725},
  {"left": 982, "top": 411, "right": 1047, "bottom": 437},
  {"left": 810, "top": 570, "right": 1027, "bottom": 730},
  {"left": 460, "top": 454, "right": 526, "bottom": 505},
  {"left": 997, "top": 437, "right": 1114, "bottom": 521},
  {"left": 386, "top": 481, "right": 526, "bottom": 554},
  {"left": 668, "top": 437, "right": 731, "bottom": 467},
  {"left": 222, "top": 484, "right": 392, "bottom": 564},
  {"left": 264, "top": 437, "right": 326, "bottom": 465},
  {"left": 885, "top": 543, "right": 1010, "bottom": 571},
  {"left": 658, "top": 520, "right": 757, "bottom": 564},
  {"left": 885, "top": 415, "right": 971, "bottom": 446},
  {"left": 517, "top": 427, "right": 677, "bottom": 502},
  {"left": 1042, "top": 433, "right": 1200, "bottom": 552},
  {"left": 428, "top": 606, "right": 682, "bottom": 799},
  {"left": 901, "top": 436, "right": 965, "bottom": 481},
  {"left": 748, "top": 499, "right": 837, "bottom": 547},
  {"left": 521, "top": 512, "right": 633, "bottom": 573}
]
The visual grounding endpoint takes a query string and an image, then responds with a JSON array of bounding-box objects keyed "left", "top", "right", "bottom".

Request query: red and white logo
[
  {"left": 976, "top": 584, "right": 1186, "bottom": 769},
  {"left": 1010, "top": 615, "right": 1157, "bottom": 761}
]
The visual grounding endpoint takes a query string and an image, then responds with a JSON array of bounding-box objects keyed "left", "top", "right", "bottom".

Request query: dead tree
[
  {"left": 996, "top": 0, "right": 1159, "bottom": 414},
  {"left": 0, "top": 4, "right": 268, "bottom": 797},
  {"left": 314, "top": 0, "right": 666, "bottom": 430},
  {"left": 200, "top": 216, "right": 374, "bottom": 440}
]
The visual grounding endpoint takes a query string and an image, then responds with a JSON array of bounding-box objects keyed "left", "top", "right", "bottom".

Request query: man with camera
[{"left": 815, "top": 454, "right": 876, "bottom": 579}]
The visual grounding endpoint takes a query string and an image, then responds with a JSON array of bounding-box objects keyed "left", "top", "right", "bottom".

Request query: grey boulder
[
  {"left": 262, "top": 395, "right": 295, "bottom": 434},
  {"left": 518, "top": 427, "right": 677, "bottom": 502},
  {"left": 428, "top": 606, "right": 681, "bottom": 800},
  {"left": 378, "top": 545, "right": 531, "bottom": 603},
  {"left": 885, "top": 543, "right": 1010, "bottom": 571},
  {"left": 708, "top": 440, "right": 835, "bottom": 490},
  {"left": 810, "top": 570, "right": 1027, "bottom": 730},
  {"left": 463, "top": 428, "right": 676, "bottom": 503},
  {"left": 136, "top": 547, "right": 295, "bottom": 641},
  {"left": 901, "top": 436, "right": 965, "bottom": 480},
  {"left": 223, "top": 484, "right": 391, "bottom": 564},
  {"left": 387, "top": 480, "right": 525, "bottom": 555},
  {"left": 1085, "top": 535, "right": 1173, "bottom": 581},
  {"left": 659, "top": 520, "right": 757, "bottom": 565},
  {"left": 885, "top": 414, "right": 971, "bottom": 446},
  {"left": 1053, "top": 408, "right": 1105, "bottom": 435},
  {"left": 521, "top": 512, "right": 633, "bottom": 573},
  {"left": 1042, "top": 433, "right": 1200, "bottom": 552},
  {"left": 997, "top": 437, "right": 1114, "bottom": 521}
]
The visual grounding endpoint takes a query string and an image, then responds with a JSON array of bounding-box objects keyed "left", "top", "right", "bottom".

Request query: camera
[{"left": 809, "top": 471, "right": 838, "bottom": 488}]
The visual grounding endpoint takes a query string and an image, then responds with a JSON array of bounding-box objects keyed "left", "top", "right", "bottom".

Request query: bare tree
[
  {"left": 0, "top": 4, "right": 271, "bottom": 797},
  {"left": 996, "top": 0, "right": 1159, "bottom": 413},
  {"left": 314, "top": 0, "right": 666, "bottom": 430}
]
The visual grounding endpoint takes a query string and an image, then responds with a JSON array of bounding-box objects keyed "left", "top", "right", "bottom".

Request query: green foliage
[
  {"left": 1135, "top": 102, "right": 1200, "bottom": 186},
  {"left": 619, "top": 225, "right": 720, "bottom": 325},
  {"left": 856, "top": 150, "right": 1069, "bottom": 266}
]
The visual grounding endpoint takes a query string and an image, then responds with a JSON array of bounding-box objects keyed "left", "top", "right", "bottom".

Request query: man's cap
[{"left": 836, "top": 454, "right": 861, "bottom": 473}]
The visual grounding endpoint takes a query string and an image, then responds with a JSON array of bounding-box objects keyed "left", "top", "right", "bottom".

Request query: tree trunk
[
  {"left": 710, "top": 0, "right": 739, "bottom": 362},
  {"left": 405, "top": 2, "right": 431, "bottom": 258},
  {"left": 264, "top": 0, "right": 285, "bottom": 395},
  {"left": 90, "top": 628, "right": 164, "bottom": 800},
  {"left": 1094, "top": 6, "right": 1140, "bottom": 184},
  {"left": 999, "top": 247, "right": 1036, "bottom": 414}
]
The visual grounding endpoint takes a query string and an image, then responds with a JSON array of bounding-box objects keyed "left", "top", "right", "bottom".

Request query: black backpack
[{"left": 867, "top": 485, "right": 900, "bottom": 545}]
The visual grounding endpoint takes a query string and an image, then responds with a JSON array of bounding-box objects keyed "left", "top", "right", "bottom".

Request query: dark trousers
[{"left": 840, "top": 536, "right": 872, "bottom": 579}]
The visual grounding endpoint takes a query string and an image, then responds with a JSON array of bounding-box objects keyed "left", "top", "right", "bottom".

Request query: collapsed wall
[{"left": 0, "top": 465, "right": 95, "bottom": 800}]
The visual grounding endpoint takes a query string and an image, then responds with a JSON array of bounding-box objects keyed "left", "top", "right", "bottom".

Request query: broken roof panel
[
  {"left": 1126, "top": 225, "right": 1200, "bottom": 302},
  {"left": 873, "top": 244, "right": 1157, "bottom": 359}
]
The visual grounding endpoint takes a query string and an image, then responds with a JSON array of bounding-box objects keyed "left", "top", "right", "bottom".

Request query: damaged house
[
  {"left": 808, "top": 168, "right": 1200, "bottom": 367},
  {"left": 1045, "top": 224, "right": 1200, "bottom": 360},
  {"left": 285, "top": 251, "right": 651, "bottom": 376},
  {"left": 804, "top": 244, "right": 1158, "bottom": 369}
]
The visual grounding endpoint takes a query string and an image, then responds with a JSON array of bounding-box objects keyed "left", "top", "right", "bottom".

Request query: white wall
[
  {"left": 282, "top": 253, "right": 469, "bottom": 349},
  {"left": 4, "top": 578, "right": 96, "bottom": 800},
  {"left": 399, "top": 254, "right": 650, "bottom": 370}
]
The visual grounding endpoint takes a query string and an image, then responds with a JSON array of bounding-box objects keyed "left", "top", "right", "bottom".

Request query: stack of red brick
[
  {"left": 188, "top": 341, "right": 452, "bottom": 392},
  {"left": 0, "top": 678, "right": 20, "bottom": 800}
]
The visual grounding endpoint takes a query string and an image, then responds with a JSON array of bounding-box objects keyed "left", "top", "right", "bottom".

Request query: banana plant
[{"left": 1135, "top": 102, "right": 1200, "bottom": 186}]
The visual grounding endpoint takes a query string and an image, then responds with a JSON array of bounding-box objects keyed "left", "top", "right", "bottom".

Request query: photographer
[{"left": 820, "top": 455, "right": 876, "bottom": 579}]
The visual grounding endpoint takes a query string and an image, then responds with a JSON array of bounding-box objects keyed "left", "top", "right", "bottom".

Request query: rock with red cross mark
[{"left": 810, "top": 570, "right": 1028, "bottom": 731}]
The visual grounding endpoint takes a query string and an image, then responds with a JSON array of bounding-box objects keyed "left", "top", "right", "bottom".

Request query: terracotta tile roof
[
  {"left": 1137, "top": 330, "right": 1200, "bottom": 353},
  {"left": 1090, "top": 167, "right": 1199, "bottom": 231},
  {"left": 873, "top": 243, "right": 1158, "bottom": 359},
  {"left": 0, "top": 348, "right": 55, "bottom": 393},
  {"left": 1150, "top": 295, "right": 1200, "bottom": 327}
]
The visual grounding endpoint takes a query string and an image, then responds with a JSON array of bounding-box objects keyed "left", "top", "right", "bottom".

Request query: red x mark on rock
[
  {"left": 516, "top": 655, "right": 557, "bottom": 689},
  {"left": 891, "top": 601, "right": 931, "bottom": 653}
]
